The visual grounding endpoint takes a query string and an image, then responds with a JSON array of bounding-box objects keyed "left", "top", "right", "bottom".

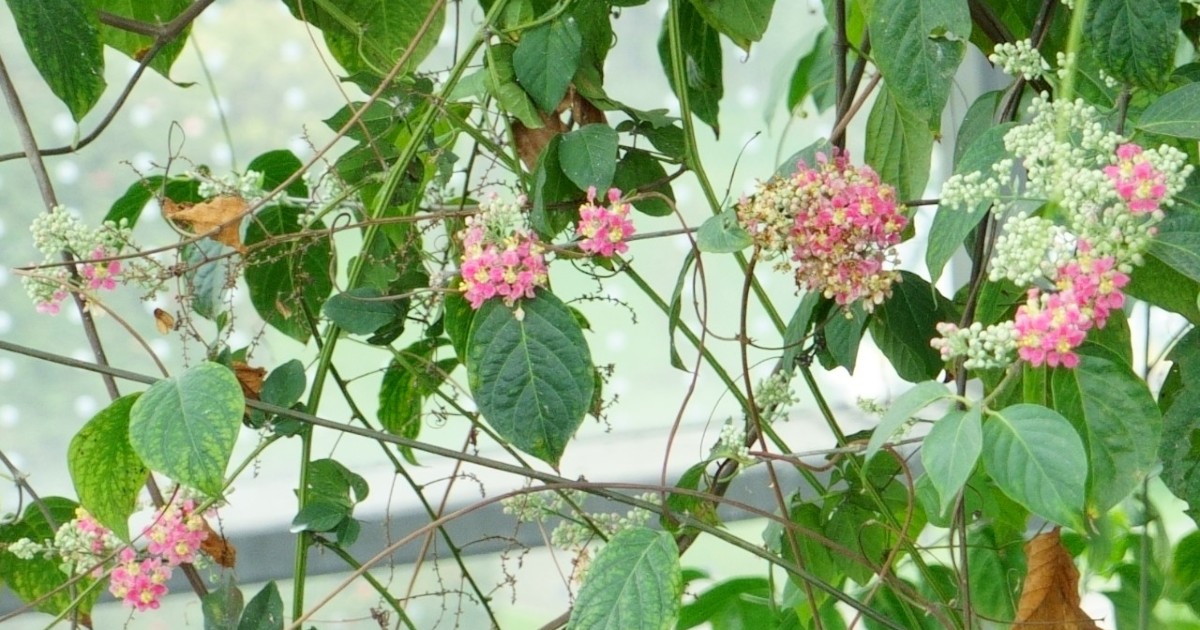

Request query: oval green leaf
[
  {"left": 568, "top": 527, "right": 682, "bottom": 630},
  {"left": 68, "top": 394, "right": 147, "bottom": 541},
  {"left": 613, "top": 148, "right": 676, "bottom": 217},
  {"left": 323, "top": 287, "right": 399, "bottom": 335},
  {"left": 982, "top": 404, "right": 1087, "bottom": 527},
  {"left": 695, "top": 209, "right": 752, "bottom": 253},
  {"left": 8, "top": 0, "right": 106, "bottom": 121},
  {"left": 281, "top": 0, "right": 443, "bottom": 76},
  {"left": 867, "top": 271, "right": 946, "bottom": 382},
  {"left": 244, "top": 204, "right": 334, "bottom": 343},
  {"left": 1136, "top": 83, "right": 1200, "bottom": 139},
  {"left": 129, "top": 362, "right": 243, "bottom": 496},
  {"left": 868, "top": 0, "right": 968, "bottom": 128},
  {"left": 921, "top": 406, "right": 983, "bottom": 515},
  {"left": 514, "top": 18, "right": 582, "bottom": 113},
  {"left": 1052, "top": 354, "right": 1161, "bottom": 513},
  {"left": 0, "top": 497, "right": 100, "bottom": 617},
  {"left": 864, "top": 88, "right": 933, "bottom": 202},
  {"left": 466, "top": 292, "right": 594, "bottom": 467},
  {"left": 1085, "top": 0, "right": 1179, "bottom": 91},
  {"left": 559, "top": 124, "right": 619, "bottom": 191},
  {"left": 658, "top": 1, "right": 722, "bottom": 135},
  {"left": 865, "top": 380, "right": 950, "bottom": 460},
  {"left": 238, "top": 581, "right": 284, "bottom": 630}
]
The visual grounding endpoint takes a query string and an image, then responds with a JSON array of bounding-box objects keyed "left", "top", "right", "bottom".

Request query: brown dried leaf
[
  {"left": 1013, "top": 528, "right": 1102, "bottom": 629},
  {"left": 514, "top": 110, "right": 567, "bottom": 171},
  {"left": 164, "top": 195, "right": 249, "bottom": 252},
  {"left": 232, "top": 361, "right": 265, "bottom": 401},
  {"left": 570, "top": 90, "right": 607, "bottom": 127},
  {"left": 199, "top": 520, "right": 237, "bottom": 568},
  {"left": 153, "top": 308, "right": 175, "bottom": 335}
]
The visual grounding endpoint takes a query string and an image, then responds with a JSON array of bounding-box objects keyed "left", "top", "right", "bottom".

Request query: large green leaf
[
  {"left": 466, "top": 292, "right": 594, "bottom": 466},
  {"left": 129, "top": 362, "right": 243, "bottom": 496},
  {"left": 1052, "top": 355, "right": 1161, "bottom": 514},
  {"left": 781, "top": 291, "right": 821, "bottom": 373},
  {"left": 184, "top": 238, "right": 234, "bottom": 321},
  {"left": 85, "top": 0, "right": 190, "bottom": 77},
  {"left": 0, "top": 498, "right": 100, "bottom": 617},
  {"left": 379, "top": 339, "right": 456, "bottom": 464},
  {"left": 513, "top": 17, "right": 582, "bottom": 112},
  {"left": 202, "top": 575, "right": 245, "bottom": 630},
  {"left": 613, "top": 148, "right": 675, "bottom": 217},
  {"left": 531, "top": 135, "right": 582, "bottom": 238},
  {"left": 867, "top": 0, "right": 969, "bottom": 129},
  {"left": 982, "top": 404, "right": 1087, "bottom": 527},
  {"left": 1136, "top": 83, "right": 1200, "bottom": 139},
  {"left": 1085, "top": 0, "right": 1179, "bottom": 92},
  {"left": 864, "top": 88, "right": 934, "bottom": 201},
  {"left": 567, "top": 528, "right": 682, "bottom": 630},
  {"left": 1149, "top": 211, "right": 1200, "bottom": 283},
  {"left": 244, "top": 204, "right": 334, "bottom": 343},
  {"left": 559, "top": 124, "right": 619, "bottom": 191},
  {"left": 104, "top": 175, "right": 202, "bottom": 227},
  {"left": 281, "top": 0, "right": 444, "bottom": 76},
  {"left": 926, "top": 122, "right": 1017, "bottom": 283},
  {"left": 1160, "top": 388, "right": 1200, "bottom": 527},
  {"left": 68, "top": 394, "right": 147, "bottom": 540},
  {"left": 966, "top": 523, "right": 1024, "bottom": 621},
  {"left": 787, "top": 28, "right": 836, "bottom": 113},
  {"left": 247, "top": 149, "right": 308, "bottom": 198},
  {"left": 7, "top": 0, "right": 106, "bottom": 121},
  {"left": 868, "top": 271, "right": 945, "bottom": 382},
  {"left": 486, "top": 43, "right": 542, "bottom": 129},
  {"left": 685, "top": 0, "right": 776, "bottom": 51},
  {"left": 865, "top": 380, "right": 951, "bottom": 460},
  {"left": 659, "top": 0, "right": 723, "bottom": 135},
  {"left": 1127, "top": 252, "right": 1200, "bottom": 324},
  {"left": 818, "top": 301, "right": 868, "bottom": 372},
  {"left": 322, "top": 287, "right": 399, "bottom": 335},
  {"left": 238, "top": 581, "right": 284, "bottom": 630},
  {"left": 921, "top": 406, "right": 983, "bottom": 515}
]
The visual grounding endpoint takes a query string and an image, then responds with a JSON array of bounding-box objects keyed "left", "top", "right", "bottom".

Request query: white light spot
[
  {"left": 74, "top": 395, "right": 98, "bottom": 419},
  {"left": 71, "top": 348, "right": 92, "bottom": 362},
  {"left": 207, "top": 97, "right": 231, "bottom": 118},
  {"left": 0, "top": 217, "right": 6, "bottom": 238},
  {"left": 0, "top": 312, "right": 10, "bottom": 335},
  {"left": 287, "top": 137, "right": 312, "bottom": 159},
  {"left": 129, "top": 104, "right": 153, "bottom": 128},
  {"left": 55, "top": 161, "right": 80, "bottom": 185},
  {"left": 609, "top": 376, "right": 630, "bottom": 396},
  {"left": 205, "top": 50, "right": 227, "bottom": 72},
  {"left": 0, "top": 358, "right": 14, "bottom": 381},
  {"left": 150, "top": 338, "right": 171, "bottom": 360},
  {"left": 210, "top": 145, "right": 232, "bottom": 168},
  {"left": 52, "top": 113, "right": 75, "bottom": 140},
  {"left": 182, "top": 115, "right": 206, "bottom": 137},
  {"left": 283, "top": 87, "right": 307, "bottom": 110},
  {"left": 132, "top": 152, "right": 155, "bottom": 171},
  {"left": 228, "top": 331, "right": 250, "bottom": 348},
  {"left": 279, "top": 40, "right": 303, "bottom": 63},
  {"left": 606, "top": 330, "right": 627, "bottom": 351},
  {"left": 737, "top": 85, "right": 762, "bottom": 108},
  {"left": 0, "top": 405, "right": 17, "bottom": 428}
]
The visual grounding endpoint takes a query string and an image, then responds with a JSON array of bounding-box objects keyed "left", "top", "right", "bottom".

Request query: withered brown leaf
[
  {"left": 164, "top": 195, "right": 249, "bottom": 252},
  {"left": 153, "top": 308, "right": 175, "bottom": 335},
  {"left": 514, "top": 111, "right": 567, "bottom": 171},
  {"left": 199, "top": 520, "right": 237, "bottom": 568},
  {"left": 1013, "top": 528, "right": 1102, "bottom": 630},
  {"left": 232, "top": 361, "right": 265, "bottom": 402}
]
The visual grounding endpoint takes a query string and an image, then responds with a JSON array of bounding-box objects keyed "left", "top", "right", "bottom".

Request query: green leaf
[
  {"left": 129, "top": 362, "right": 243, "bottom": 496},
  {"left": 659, "top": 0, "right": 723, "bottom": 135},
  {"left": 304, "top": 458, "right": 368, "bottom": 507},
  {"left": 1160, "top": 388, "right": 1200, "bottom": 527},
  {"left": 247, "top": 149, "right": 308, "bottom": 198},
  {"left": 1128, "top": 252, "right": 1200, "bottom": 324},
  {"left": 1052, "top": 356, "right": 1160, "bottom": 513},
  {"left": 684, "top": 0, "right": 776, "bottom": 51},
  {"left": 818, "top": 301, "right": 867, "bottom": 372},
  {"left": 68, "top": 394, "right": 147, "bottom": 540},
  {"left": 486, "top": 43, "right": 542, "bottom": 129},
  {"left": 868, "top": 271, "right": 945, "bottom": 382},
  {"left": 864, "top": 88, "right": 934, "bottom": 201},
  {"left": 567, "top": 528, "right": 682, "bottom": 630},
  {"left": 921, "top": 406, "right": 983, "bottom": 515},
  {"left": 466, "top": 292, "right": 594, "bottom": 467},
  {"left": 776, "top": 137, "right": 834, "bottom": 177},
  {"left": 531, "top": 135, "right": 582, "bottom": 238},
  {"left": 666, "top": 251, "right": 696, "bottom": 370},
  {"left": 695, "top": 209, "right": 752, "bottom": 253},
  {"left": 865, "top": 380, "right": 950, "bottom": 460},
  {"left": 514, "top": 18, "right": 582, "bottom": 112},
  {"left": 613, "top": 148, "right": 675, "bottom": 217},
  {"left": 261, "top": 359, "right": 306, "bottom": 408},
  {"left": 1149, "top": 210, "right": 1200, "bottom": 283},
  {"left": 1136, "top": 83, "right": 1200, "bottom": 139},
  {"left": 0, "top": 497, "right": 99, "bottom": 617},
  {"left": 982, "top": 404, "right": 1087, "bottom": 527},
  {"left": 184, "top": 239, "right": 235, "bottom": 321},
  {"left": 781, "top": 292, "right": 821, "bottom": 373},
  {"left": 281, "top": 0, "right": 444, "bottom": 77},
  {"left": 1085, "top": 0, "right": 1179, "bottom": 92},
  {"left": 559, "top": 124, "right": 619, "bottom": 191},
  {"left": 105, "top": 176, "right": 203, "bottom": 227},
  {"left": 238, "top": 581, "right": 284, "bottom": 630},
  {"left": 322, "top": 287, "right": 398, "bottom": 335},
  {"left": 443, "top": 291, "right": 475, "bottom": 362},
  {"left": 677, "top": 577, "right": 778, "bottom": 629},
  {"left": 868, "top": 0, "right": 969, "bottom": 128},
  {"left": 8, "top": 0, "right": 106, "bottom": 121},
  {"left": 787, "top": 28, "right": 836, "bottom": 112},
  {"left": 966, "top": 523, "right": 1024, "bottom": 621},
  {"left": 202, "top": 575, "right": 245, "bottom": 630},
  {"left": 379, "top": 339, "right": 456, "bottom": 463},
  {"left": 85, "top": 0, "right": 190, "bottom": 77},
  {"left": 290, "top": 501, "right": 349, "bottom": 533},
  {"left": 926, "top": 122, "right": 1017, "bottom": 283},
  {"left": 244, "top": 204, "right": 334, "bottom": 343}
]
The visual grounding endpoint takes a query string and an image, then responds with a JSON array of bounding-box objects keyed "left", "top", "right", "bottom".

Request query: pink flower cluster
[
  {"left": 35, "top": 289, "right": 68, "bottom": 315},
  {"left": 459, "top": 217, "right": 548, "bottom": 309},
  {"left": 1014, "top": 245, "right": 1129, "bottom": 368},
  {"left": 785, "top": 151, "right": 907, "bottom": 310},
  {"left": 107, "top": 498, "right": 210, "bottom": 611},
  {"left": 577, "top": 187, "right": 635, "bottom": 257},
  {"left": 82, "top": 246, "right": 122, "bottom": 291},
  {"left": 1105, "top": 143, "right": 1167, "bottom": 214}
]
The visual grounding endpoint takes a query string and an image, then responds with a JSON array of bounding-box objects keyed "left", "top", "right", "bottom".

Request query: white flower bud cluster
[
  {"left": 856, "top": 397, "right": 886, "bottom": 416},
  {"left": 53, "top": 518, "right": 118, "bottom": 576},
  {"left": 1055, "top": 51, "right": 1076, "bottom": 82},
  {"left": 5, "top": 537, "right": 47, "bottom": 561},
  {"left": 736, "top": 179, "right": 799, "bottom": 263},
  {"left": 755, "top": 372, "right": 798, "bottom": 422},
  {"left": 989, "top": 213, "right": 1074, "bottom": 284},
  {"left": 930, "top": 321, "right": 1018, "bottom": 369},
  {"left": 989, "top": 39, "right": 1050, "bottom": 81},
  {"left": 548, "top": 493, "right": 659, "bottom": 550},
  {"left": 23, "top": 206, "right": 140, "bottom": 309},
  {"left": 196, "top": 170, "right": 266, "bottom": 201},
  {"left": 712, "top": 419, "right": 752, "bottom": 464}
]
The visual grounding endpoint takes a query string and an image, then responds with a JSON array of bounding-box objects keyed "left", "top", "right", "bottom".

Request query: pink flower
[
  {"left": 458, "top": 216, "right": 548, "bottom": 310},
  {"left": 144, "top": 499, "right": 208, "bottom": 567},
  {"left": 779, "top": 150, "right": 907, "bottom": 310},
  {"left": 1104, "top": 143, "right": 1167, "bottom": 214},
  {"left": 81, "top": 247, "right": 122, "bottom": 291},
  {"left": 36, "top": 290, "right": 67, "bottom": 315},
  {"left": 577, "top": 187, "right": 635, "bottom": 257},
  {"left": 108, "top": 548, "right": 172, "bottom": 612}
]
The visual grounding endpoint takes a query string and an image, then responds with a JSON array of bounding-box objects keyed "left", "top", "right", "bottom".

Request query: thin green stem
[{"left": 313, "top": 539, "right": 419, "bottom": 630}]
